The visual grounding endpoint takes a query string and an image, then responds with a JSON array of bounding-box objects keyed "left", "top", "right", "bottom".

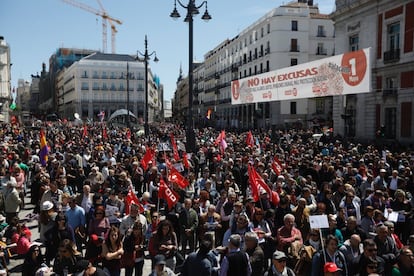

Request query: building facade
[
  {"left": 0, "top": 36, "right": 11, "bottom": 122},
  {"left": 332, "top": 0, "right": 414, "bottom": 143},
  {"left": 193, "top": 1, "right": 335, "bottom": 130},
  {"left": 57, "top": 52, "right": 159, "bottom": 124}
]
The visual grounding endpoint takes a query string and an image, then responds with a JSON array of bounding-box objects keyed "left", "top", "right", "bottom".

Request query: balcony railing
[
  {"left": 382, "top": 88, "right": 398, "bottom": 97},
  {"left": 316, "top": 48, "right": 327, "bottom": 55},
  {"left": 317, "top": 31, "right": 326, "bottom": 37},
  {"left": 290, "top": 45, "right": 300, "bottom": 52},
  {"left": 383, "top": 49, "right": 400, "bottom": 63}
]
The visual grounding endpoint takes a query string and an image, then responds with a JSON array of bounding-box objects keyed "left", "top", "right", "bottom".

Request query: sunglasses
[
  {"left": 96, "top": 212, "right": 104, "bottom": 215},
  {"left": 368, "top": 248, "right": 377, "bottom": 252}
]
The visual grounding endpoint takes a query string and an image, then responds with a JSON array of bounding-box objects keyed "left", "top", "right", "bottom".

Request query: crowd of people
[{"left": 0, "top": 121, "right": 413, "bottom": 276}]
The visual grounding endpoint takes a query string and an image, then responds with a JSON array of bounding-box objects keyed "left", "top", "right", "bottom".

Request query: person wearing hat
[
  {"left": 264, "top": 250, "right": 295, "bottom": 276},
  {"left": 4, "top": 180, "right": 22, "bottom": 223},
  {"left": 219, "top": 234, "right": 252, "bottom": 276},
  {"left": 323, "top": 262, "right": 342, "bottom": 276},
  {"left": 149, "top": 254, "right": 176, "bottom": 276},
  {"left": 87, "top": 166, "right": 104, "bottom": 193}
]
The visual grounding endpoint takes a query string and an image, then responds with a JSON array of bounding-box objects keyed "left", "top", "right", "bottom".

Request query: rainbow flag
[{"left": 39, "top": 129, "right": 49, "bottom": 166}]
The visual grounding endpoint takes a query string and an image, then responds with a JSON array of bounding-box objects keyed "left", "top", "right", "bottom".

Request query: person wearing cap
[
  {"left": 4, "top": 180, "right": 22, "bottom": 223},
  {"left": 219, "top": 234, "right": 252, "bottom": 276},
  {"left": 149, "top": 254, "right": 176, "bottom": 276},
  {"left": 323, "top": 262, "right": 342, "bottom": 276},
  {"left": 264, "top": 250, "right": 295, "bottom": 276}
]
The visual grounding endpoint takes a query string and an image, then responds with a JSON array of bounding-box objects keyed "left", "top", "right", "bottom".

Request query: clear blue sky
[{"left": 1, "top": 0, "right": 335, "bottom": 101}]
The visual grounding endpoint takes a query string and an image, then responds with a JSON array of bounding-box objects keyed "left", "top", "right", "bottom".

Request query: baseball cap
[
  {"left": 324, "top": 262, "right": 342, "bottom": 273},
  {"left": 154, "top": 254, "right": 166, "bottom": 265},
  {"left": 273, "top": 250, "right": 287, "bottom": 260}
]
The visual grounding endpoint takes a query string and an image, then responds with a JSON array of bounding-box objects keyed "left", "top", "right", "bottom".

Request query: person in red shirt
[{"left": 276, "top": 213, "right": 303, "bottom": 257}]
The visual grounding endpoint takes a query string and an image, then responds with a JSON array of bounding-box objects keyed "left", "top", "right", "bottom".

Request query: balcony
[
  {"left": 290, "top": 45, "right": 300, "bottom": 52},
  {"left": 382, "top": 88, "right": 398, "bottom": 98},
  {"left": 383, "top": 49, "right": 400, "bottom": 63},
  {"left": 317, "top": 31, "right": 326, "bottom": 37},
  {"left": 316, "top": 48, "right": 327, "bottom": 55}
]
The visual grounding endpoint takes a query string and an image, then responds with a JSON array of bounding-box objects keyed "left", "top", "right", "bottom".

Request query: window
[
  {"left": 290, "top": 102, "right": 297, "bottom": 114},
  {"left": 82, "top": 71, "right": 88, "bottom": 78},
  {"left": 317, "top": 25, "right": 325, "bottom": 37},
  {"left": 349, "top": 35, "right": 359, "bottom": 51},
  {"left": 290, "top": 39, "right": 299, "bottom": 52},
  {"left": 387, "top": 23, "right": 400, "bottom": 50},
  {"left": 266, "top": 60, "right": 270, "bottom": 72},
  {"left": 261, "top": 27, "right": 264, "bottom": 38},
  {"left": 291, "top": 59, "right": 298, "bottom": 66},
  {"left": 81, "top": 82, "right": 89, "bottom": 90},
  {"left": 292, "top": 20, "right": 298, "bottom": 31},
  {"left": 317, "top": 43, "right": 326, "bottom": 55},
  {"left": 315, "top": 98, "right": 325, "bottom": 114},
  {"left": 102, "top": 71, "right": 107, "bottom": 79},
  {"left": 110, "top": 72, "right": 116, "bottom": 79},
  {"left": 93, "top": 71, "right": 99, "bottom": 79},
  {"left": 92, "top": 82, "right": 99, "bottom": 90},
  {"left": 267, "top": 23, "right": 270, "bottom": 34}
]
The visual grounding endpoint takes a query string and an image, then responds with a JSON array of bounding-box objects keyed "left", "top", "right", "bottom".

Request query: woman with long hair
[
  {"left": 149, "top": 219, "right": 178, "bottom": 272},
  {"left": 85, "top": 205, "right": 110, "bottom": 265},
  {"left": 123, "top": 221, "right": 146, "bottom": 276},
  {"left": 101, "top": 225, "right": 124, "bottom": 276},
  {"left": 22, "top": 245, "right": 45, "bottom": 276},
  {"left": 44, "top": 211, "right": 75, "bottom": 263},
  {"left": 53, "top": 239, "right": 83, "bottom": 275}
]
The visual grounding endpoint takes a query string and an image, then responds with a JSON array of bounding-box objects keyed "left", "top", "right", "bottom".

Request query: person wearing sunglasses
[
  {"left": 357, "top": 239, "right": 385, "bottom": 276},
  {"left": 392, "top": 247, "right": 414, "bottom": 275}
]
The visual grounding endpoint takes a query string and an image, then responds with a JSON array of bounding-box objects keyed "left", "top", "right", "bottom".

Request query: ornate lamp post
[
  {"left": 170, "top": 0, "right": 211, "bottom": 153},
  {"left": 137, "top": 35, "right": 158, "bottom": 138}
]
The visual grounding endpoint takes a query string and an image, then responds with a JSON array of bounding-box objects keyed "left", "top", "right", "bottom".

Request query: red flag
[
  {"left": 248, "top": 164, "right": 260, "bottom": 202},
  {"left": 272, "top": 156, "right": 284, "bottom": 176},
  {"left": 246, "top": 131, "right": 254, "bottom": 147},
  {"left": 170, "top": 133, "right": 180, "bottom": 161},
  {"left": 159, "top": 179, "right": 179, "bottom": 209},
  {"left": 250, "top": 165, "right": 279, "bottom": 206},
  {"left": 82, "top": 125, "right": 88, "bottom": 138},
  {"left": 141, "top": 148, "right": 154, "bottom": 171},
  {"left": 126, "top": 128, "right": 131, "bottom": 140},
  {"left": 102, "top": 126, "right": 108, "bottom": 140},
  {"left": 124, "top": 189, "right": 144, "bottom": 215},
  {"left": 183, "top": 152, "right": 190, "bottom": 169},
  {"left": 215, "top": 130, "right": 225, "bottom": 145},
  {"left": 167, "top": 165, "right": 189, "bottom": 189}
]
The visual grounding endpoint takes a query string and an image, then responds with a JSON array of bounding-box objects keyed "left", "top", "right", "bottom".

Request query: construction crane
[{"left": 61, "top": 0, "right": 122, "bottom": 53}]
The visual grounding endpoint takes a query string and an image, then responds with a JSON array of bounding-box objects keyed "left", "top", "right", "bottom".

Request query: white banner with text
[{"left": 231, "top": 48, "right": 371, "bottom": 104}]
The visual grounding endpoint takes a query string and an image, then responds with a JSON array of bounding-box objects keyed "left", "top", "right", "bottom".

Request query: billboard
[{"left": 231, "top": 48, "right": 371, "bottom": 105}]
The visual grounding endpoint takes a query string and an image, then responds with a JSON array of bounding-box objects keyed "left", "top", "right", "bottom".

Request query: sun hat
[{"left": 41, "top": 201, "right": 54, "bottom": 211}]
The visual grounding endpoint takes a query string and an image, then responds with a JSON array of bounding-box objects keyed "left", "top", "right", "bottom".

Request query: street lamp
[
  {"left": 137, "top": 35, "right": 158, "bottom": 139},
  {"left": 170, "top": 0, "right": 211, "bottom": 153}
]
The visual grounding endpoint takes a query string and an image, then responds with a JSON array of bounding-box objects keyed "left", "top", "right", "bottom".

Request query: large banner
[{"left": 231, "top": 48, "right": 371, "bottom": 105}]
